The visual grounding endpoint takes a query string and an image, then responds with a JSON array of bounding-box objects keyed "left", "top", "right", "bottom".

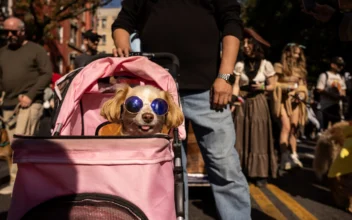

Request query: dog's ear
[
  {"left": 100, "top": 86, "right": 130, "bottom": 122},
  {"left": 164, "top": 92, "right": 184, "bottom": 129}
]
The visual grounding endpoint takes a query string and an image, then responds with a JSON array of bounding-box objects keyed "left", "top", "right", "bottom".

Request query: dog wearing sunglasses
[{"left": 98, "top": 85, "right": 184, "bottom": 136}]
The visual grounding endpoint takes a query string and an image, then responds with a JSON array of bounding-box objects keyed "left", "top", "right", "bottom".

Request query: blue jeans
[{"left": 180, "top": 90, "right": 251, "bottom": 220}]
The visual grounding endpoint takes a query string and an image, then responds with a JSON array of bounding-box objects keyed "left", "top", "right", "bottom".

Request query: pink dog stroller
[{"left": 8, "top": 53, "right": 186, "bottom": 220}]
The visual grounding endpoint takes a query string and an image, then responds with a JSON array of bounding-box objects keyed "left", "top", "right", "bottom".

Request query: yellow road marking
[
  {"left": 249, "top": 184, "right": 287, "bottom": 220},
  {"left": 266, "top": 184, "right": 318, "bottom": 220}
]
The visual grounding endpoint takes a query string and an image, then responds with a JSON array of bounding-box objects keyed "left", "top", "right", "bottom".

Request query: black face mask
[
  {"left": 4, "top": 30, "right": 24, "bottom": 49},
  {"left": 8, "top": 40, "right": 23, "bottom": 50}
]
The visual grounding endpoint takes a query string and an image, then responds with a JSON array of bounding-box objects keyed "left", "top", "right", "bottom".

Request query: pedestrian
[
  {"left": 342, "top": 71, "right": 351, "bottom": 120},
  {"left": 232, "top": 28, "right": 278, "bottom": 187},
  {"left": 272, "top": 43, "right": 308, "bottom": 171},
  {"left": 316, "top": 56, "right": 346, "bottom": 130},
  {"left": 74, "top": 29, "right": 102, "bottom": 69},
  {"left": 0, "top": 16, "right": 52, "bottom": 194},
  {"left": 305, "top": 84, "right": 320, "bottom": 140},
  {"left": 111, "top": 0, "right": 251, "bottom": 219}
]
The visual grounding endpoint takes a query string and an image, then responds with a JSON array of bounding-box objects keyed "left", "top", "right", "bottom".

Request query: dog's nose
[{"left": 142, "top": 113, "right": 154, "bottom": 123}]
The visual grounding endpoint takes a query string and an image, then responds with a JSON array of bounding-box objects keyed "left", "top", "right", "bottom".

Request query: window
[
  {"left": 56, "top": 57, "right": 63, "bottom": 74},
  {"left": 92, "top": 16, "right": 97, "bottom": 29},
  {"left": 101, "top": 34, "right": 106, "bottom": 45},
  {"left": 69, "top": 53, "right": 76, "bottom": 66},
  {"left": 101, "top": 18, "right": 107, "bottom": 29},
  {"left": 69, "top": 25, "right": 78, "bottom": 45},
  {"left": 57, "top": 26, "right": 63, "bottom": 44}
]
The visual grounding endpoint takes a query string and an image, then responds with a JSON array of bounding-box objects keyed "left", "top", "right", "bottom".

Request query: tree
[{"left": 13, "top": 0, "right": 113, "bottom": 43}]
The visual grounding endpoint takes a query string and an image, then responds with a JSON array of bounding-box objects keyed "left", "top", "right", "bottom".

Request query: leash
[
  {"left": 0, "top": 103, "right": 21, "bottom": 126},
  {"left": 0, "top": 141, "right": 10, "bottom": 147},
  {"left": 229, "top": 95, "right": 245, "bottom": 106}
]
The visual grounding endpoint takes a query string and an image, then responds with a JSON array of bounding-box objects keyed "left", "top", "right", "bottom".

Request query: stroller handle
[
  {"left": 131, "top": 52, "right": 180, "bottom": 67},
  {"left": 86, "top": 52, "right": 180, "bottom": 68},
  {"left": 85, "top": 52, "right": 180, "bottom": 80}
]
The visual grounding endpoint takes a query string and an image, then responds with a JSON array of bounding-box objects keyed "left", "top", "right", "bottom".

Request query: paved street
[
  {"left": 0, "top": 140, "right": 351, "bottom": 219},
  {"left": 188, "top": 140, "right": 352, "bottom": 220}
]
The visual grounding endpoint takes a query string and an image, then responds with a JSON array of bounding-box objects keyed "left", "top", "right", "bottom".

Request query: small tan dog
[
  {"left": 0, "top": 127, "right": 11, "bottom": 172},
  {"left": 98, "top": 85, "right": 184, "bottom": 136},
  {"left": 314, "top": 121, "right": 352, "bottom": 213}
]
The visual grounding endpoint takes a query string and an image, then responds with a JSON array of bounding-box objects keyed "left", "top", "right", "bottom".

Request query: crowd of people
[
  {"left": 0, "top": 0, "right": 350, "bottom": 219},
  {"left": 231, "top": 28, "right": 351, "bottom": 188}
]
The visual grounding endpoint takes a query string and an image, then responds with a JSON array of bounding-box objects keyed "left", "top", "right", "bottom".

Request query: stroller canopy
[{"left": 53, "top": 56, "right": 186, "bottom": 139}]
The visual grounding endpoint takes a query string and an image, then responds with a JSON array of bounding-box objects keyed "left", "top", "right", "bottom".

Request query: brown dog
[
  {"left": 99, "top": 85, "right": 184, "bottom": 136},
  {"left": 0, "top": 128, "right": 12, "bottom": 173},
  {"left": 314, "top": 121, "right": 352, "bottom": 213}
]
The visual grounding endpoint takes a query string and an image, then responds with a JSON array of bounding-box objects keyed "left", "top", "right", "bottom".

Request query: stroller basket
[{"left": 9, "top": 135, "right": 175, "bottom": 220}]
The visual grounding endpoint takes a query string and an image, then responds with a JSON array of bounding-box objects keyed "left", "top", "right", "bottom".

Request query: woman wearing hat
[
  {"left": 272, "top": 43, "right": 308, "bottom": 171},
  {"left": 232, "top": 28, "right": 278, "bottom": 186}
]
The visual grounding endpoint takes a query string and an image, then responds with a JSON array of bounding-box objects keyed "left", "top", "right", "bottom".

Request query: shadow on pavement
[
  {"left": 189, "top": 186, "right": 278, "bottom": 220},
  {"left": 189, "top": 187, "right": 217, "bottom": 219},
  {"left": 251, "top": 208, "right": 277, "bottom": 220},
  {"left": 270, "top": 165, "right": 336, "bottom": 208}
]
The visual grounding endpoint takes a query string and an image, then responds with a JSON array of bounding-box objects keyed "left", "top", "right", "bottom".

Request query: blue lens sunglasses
[{"left": 124, "top": 96, "right": 169, "bottom": 115}]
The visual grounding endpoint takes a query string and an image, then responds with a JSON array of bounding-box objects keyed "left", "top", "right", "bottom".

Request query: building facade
[
  {"left": 53, "top": 11, "right": 96, "bottom": 74},
  {"left": 96, "top": 7, "right": 120, "bottom": 54}
]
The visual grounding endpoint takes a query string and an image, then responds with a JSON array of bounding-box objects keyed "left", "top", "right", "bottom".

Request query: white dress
[{"left": 234, "top": 59, "right": 276, "bottom": 87}]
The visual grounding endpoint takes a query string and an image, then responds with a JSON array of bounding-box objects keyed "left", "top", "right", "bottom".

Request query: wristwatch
[{"left": 217, "top": 73, "right": 235, "bottom": 85}]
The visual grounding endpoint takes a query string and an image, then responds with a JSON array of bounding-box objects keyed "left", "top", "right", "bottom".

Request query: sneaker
[
  {"left": 280, "top": 151, "right": 293, "bottom": 170},
  {"left": 255, "top": 178, "right": 267, "bottom": 188},
  {"left": 291, "top": 153, "right": 303, "bottom": 168}
]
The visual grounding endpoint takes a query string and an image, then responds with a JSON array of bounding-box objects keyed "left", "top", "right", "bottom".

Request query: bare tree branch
[
  {"left": 29, "top": 0, "right": 42, "bottom": 28},
  {"left": 14, "top": 0, "right": 110, "bottom": 41},
  {"left": 57, "top": 2, "right": 105, "bottom": 22},
  {"left": 55, "top": 0, "right": 79, "bottom": 17},
  {"left": 99, "top": 0, "right": 113, "bottom": 7}
]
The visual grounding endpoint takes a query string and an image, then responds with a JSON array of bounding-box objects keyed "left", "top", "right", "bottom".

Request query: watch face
[{"left": 228, "top": 74, "right": 235, "bottom": 84}]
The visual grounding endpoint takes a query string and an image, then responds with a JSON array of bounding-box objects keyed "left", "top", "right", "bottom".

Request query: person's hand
[
  {"left": 251, "top": 82, "right": 265, "bottom": 91},
  {"left": 50, "top": 99, "right": 55, "bottom": 109},
  {"left": 112, "top": 29, "right": 131, "bottom": 57},
  {"left": 0, "top": 91, "right": 4, "bottom": 106},
  {"left": 298, "top": 92, "right": 305, "bottom": 100},
  {"left": 294, "top": 92, "right": 305, "bottom": 103},
  {"left": 230, "top": 95, "right": 238, "bottom": 112},
  {"left": 18, "top": 95, "right": 32, "bottom": 108},
  {"left": 112, "top": 45, "right": 130, "bottom": 57},
  {"left": 211, "top": 78, "right": 232, "bottom": 110},
  {"left": 303, "top": 4, "right": 336, "bottom": 23}
]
